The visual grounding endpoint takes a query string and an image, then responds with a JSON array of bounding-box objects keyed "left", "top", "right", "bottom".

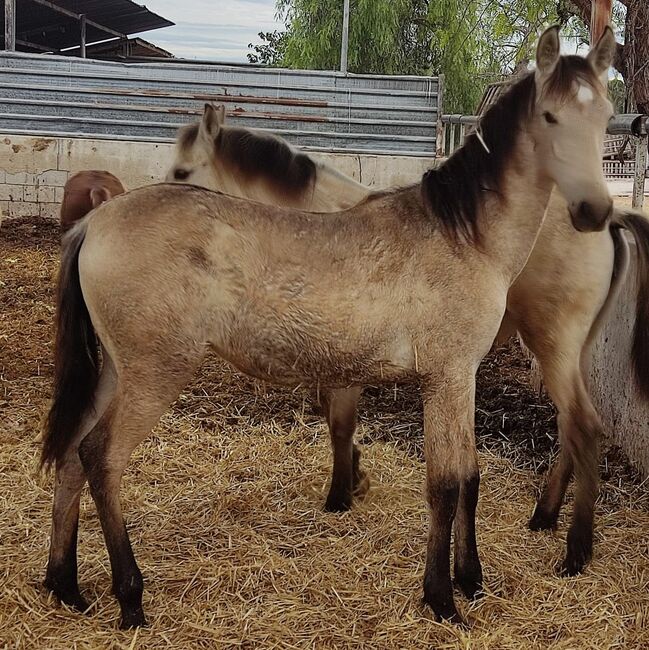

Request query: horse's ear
[
  {"left": 214, "top": 104, "right": 226, "bottom": 126},
  {"left": 199, "top": 103, "right": 222, "bottom": 146},
  {"left": 535, "top": 25, "right": 560, "bottom": 76},
  {"left": 587, "top": 26, "right": 616, "bottom": 82}
]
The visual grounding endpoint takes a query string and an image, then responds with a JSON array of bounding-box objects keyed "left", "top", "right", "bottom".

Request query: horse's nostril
[{"left": 571, "top": 199, "right": 611, "bottom": 232}]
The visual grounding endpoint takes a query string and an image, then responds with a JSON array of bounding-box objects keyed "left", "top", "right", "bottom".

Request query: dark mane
[
  {"left": 420, "top": 57, "right": 599, "bottom": 246},
  {"left": 179, "top": 122, "right": 317, "bottom": 196},
  {"left": 216, "top": 127, "right": 316, "bottom": 196}
]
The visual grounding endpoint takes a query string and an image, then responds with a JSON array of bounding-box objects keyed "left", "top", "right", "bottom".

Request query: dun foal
[{"left": 42, "top": 28, "right": 616, "bottom": 628}]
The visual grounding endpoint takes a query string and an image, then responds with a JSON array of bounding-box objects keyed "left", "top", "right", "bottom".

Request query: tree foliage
[
  {"left": 247, "top": 30, "right": 287, "bottom": 66},
  {"left": 247, "top": 0, "right": 648, "bottom": 114}
]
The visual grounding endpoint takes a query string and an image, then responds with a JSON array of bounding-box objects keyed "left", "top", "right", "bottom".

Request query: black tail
[
  {"left": 41, "top": 222, "right": 99, "bottom": 469},
  {"left": 615, "top": 209, "right": 649, "bottom": 400}
]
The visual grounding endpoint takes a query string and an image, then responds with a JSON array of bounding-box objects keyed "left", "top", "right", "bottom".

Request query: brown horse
[
  {"left": 42, "top": 28, "right": 616, "bottom": 628},
  {"left": 60, "top": 171, "right": 126, "bottom": 231},
  {"left": 168, "top": 103, "right": 649, "bottom": 557}
]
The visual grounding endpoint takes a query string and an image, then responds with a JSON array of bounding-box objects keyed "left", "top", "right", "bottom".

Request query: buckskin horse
[{"left": 42, "top": 28, "right": 620, "bottom": 627}]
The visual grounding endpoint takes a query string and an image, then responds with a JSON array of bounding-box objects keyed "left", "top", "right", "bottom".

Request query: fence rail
[
  {"left": 0, "top": 51, "right": 441, "bottom": 157},
  {"left": 441, "top": 113, "right": 649, "bottom": 208}
]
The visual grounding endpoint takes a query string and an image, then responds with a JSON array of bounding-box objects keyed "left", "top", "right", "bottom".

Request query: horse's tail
[
  {"left": 41, "top": 220, "right": 99, "bottom": 470},
  {"left": 584, "top": 223, "right": 630, "bottom": 362},
  {"left": 611, "top": 208, "right": 649, "bottom": 399}
]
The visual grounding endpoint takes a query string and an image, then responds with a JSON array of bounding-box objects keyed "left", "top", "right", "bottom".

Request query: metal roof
[
  {"left": 2, "top": 0, "right": 174, "bottom": 52},
  {"left": 64, "top": 36, "right": 173, "bottom": 59}
]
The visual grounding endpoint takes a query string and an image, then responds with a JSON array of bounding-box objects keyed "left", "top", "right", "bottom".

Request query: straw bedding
[{"left": 1, "top": 216, "right": 648, "bottom": 649}]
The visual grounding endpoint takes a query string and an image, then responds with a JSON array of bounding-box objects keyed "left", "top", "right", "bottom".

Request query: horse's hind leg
[
  {"left": 529, "top": 445, "right": 573, "bottom": 531},
  {"left": 321, "top": 387, "right": 368, "bottom": 512},
  {"left": 560, "top": 381, "right": 602, "bottom": 575},
  {"left": 521, "top": 328, "right": 602, "bottom": 574},
  {"left": 78, "top": 351, "right": 202, "bottom": 629},
  {"left": 45, "top": 349, "right": 117, "bottom": 610}
]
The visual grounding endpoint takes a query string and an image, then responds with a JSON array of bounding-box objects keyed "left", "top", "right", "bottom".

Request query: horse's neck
[
  {"left": 309, "top": 163, "right": 372, "bottom": 211},
  {"left": 481, "top": 138, "right": 555, "bottom": 283}
]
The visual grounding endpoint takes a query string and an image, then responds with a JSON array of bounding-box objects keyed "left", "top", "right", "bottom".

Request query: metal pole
[
  {"left": 5, "top": 0, "right": 16, "bottom": 51},
  {"left": 80, "top": 14, "right": 86, "bottom": 58},
  {"left": 632, "top": 135, "right": 647, "bottom": 209},
  {"left": 340, "top": 0, "right": 350, "bottom": 74},
  {"left": 435, "top": 74, "right": 445, "bottom": 158}
]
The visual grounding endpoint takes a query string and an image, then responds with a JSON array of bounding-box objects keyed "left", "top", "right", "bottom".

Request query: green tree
[
  {"left": 247, "top": 30, "right": 287, "bottom": 65},
  {"left": 248, "top": 1, "right": 646, "bottom": 114},
  {"left": 271, "top": 0, "right": 499, "bottom": 112}
]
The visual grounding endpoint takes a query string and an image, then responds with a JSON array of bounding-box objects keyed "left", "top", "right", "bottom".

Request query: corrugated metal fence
[{"left": 0, "top": 52, "right": 441, "bottom": 156}]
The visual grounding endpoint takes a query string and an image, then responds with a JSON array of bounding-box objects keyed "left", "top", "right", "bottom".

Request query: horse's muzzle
[{"left": 569, "top": 198, "right": 613, "bottom": 232}]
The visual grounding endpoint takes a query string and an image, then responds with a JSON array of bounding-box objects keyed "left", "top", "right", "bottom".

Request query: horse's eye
[
  {"left": 543, "top": 111, "right": 558, "bottom": 125},
  {"left": 174, "top": 169, "right": 190, "bottom": 181}
]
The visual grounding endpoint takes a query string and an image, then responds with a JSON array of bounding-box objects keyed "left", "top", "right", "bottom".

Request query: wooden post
[
  {"left": 340, "top": 0, "right": 350, "bottom": 74},
  {"left": 79, "top": 14, "right": 87, "bottom": 58},
  {"left": 4, "top": 0, "right": 15, "bottom": 51},
  {"left": 435, "top": 74, "right": 445, "bottom": 158},
  {"left": 632, "top": 135, "right": 647, "bottom": 209},
  {"left": 590, "top": 0, "right": 613, "bottom": 43}
]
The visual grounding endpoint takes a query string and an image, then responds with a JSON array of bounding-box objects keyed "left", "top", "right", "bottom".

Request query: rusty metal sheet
[{"left": 0, "top": 51, "right": 440, "bottom": 156}]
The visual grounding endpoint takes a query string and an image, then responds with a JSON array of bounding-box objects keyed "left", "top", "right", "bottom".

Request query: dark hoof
[
  {"left": 454, "top": 570, "right": 484, "bottom": 601},
  {"left": 120, "top": 608, "right": 147, "bottom": 629},
  {"left": 423, "top": 593, "right": 464, "bottom": 626},
  {"left": 44, "top": 576, "right": 90, "bottom": 612},
  {"left": 561, "top": 529, "right": 593, "bottom": 576},
  {"left": 529, "top": 506, "right": 558, "bottom": 532},
  {"left": 324, "top": 493, "right": 352, "bottom": 513},
  {"left": 425, "top": 600, "right": 465, "bottom": 626}
]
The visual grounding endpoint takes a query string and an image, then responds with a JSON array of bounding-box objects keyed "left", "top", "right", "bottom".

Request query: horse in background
[{"left": 60, "top": 171, "right": 126, "bottom": 231}]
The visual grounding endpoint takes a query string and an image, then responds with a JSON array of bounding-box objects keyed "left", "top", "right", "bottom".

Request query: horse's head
[
  {"left": 166, "top": 103, "right": 228, "bottom": 190},
  {"left": 531, "top": 25, "right": 616, "bottom": 232}
]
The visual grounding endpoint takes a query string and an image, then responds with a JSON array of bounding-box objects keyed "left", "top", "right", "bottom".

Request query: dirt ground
[{"left": 1, "top": 216, "right": 648, "bottom": 649}]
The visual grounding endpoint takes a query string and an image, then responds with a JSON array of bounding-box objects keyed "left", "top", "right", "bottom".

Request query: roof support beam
[
  {"left": 79, "top": 14, "right": 86, "bottom": 58},
  {"left": 27, "top": 0, "right": 125, "bottom": 39},
  {"left": 15, "top": 37, "right": 55, "bottom": 52},
  {"left": 5, "top": 0, "right": 16, "bottom": 51}
]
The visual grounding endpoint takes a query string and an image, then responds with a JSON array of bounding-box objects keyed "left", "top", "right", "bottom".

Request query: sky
[{"left": 135, "top": 0, "right": 284, "bottom": 62}]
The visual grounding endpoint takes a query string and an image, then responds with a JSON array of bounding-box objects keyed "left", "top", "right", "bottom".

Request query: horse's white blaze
[{"left": 577, "top": 84, "right": 594, "bottom": 104}]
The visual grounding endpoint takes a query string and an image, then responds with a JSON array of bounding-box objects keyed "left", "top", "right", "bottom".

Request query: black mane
[
  {"left": 179, "top": 121, "right": 316, "bottom": 197},
  {"left": 420, "top": 55, "right": 599, "bottom": 246},
  {"left": 218, "top": 127, "right": 316, "bottom": 197}
]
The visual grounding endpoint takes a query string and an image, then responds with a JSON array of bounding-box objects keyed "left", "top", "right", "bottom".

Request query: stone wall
[{"left": 0, "top": 134, "right": 434, "bottom": 224}]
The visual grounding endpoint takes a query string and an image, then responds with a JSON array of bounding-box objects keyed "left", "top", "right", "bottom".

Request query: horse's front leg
[
  {"left": 321, "top": 386, "right": 368, "bottom": 512},
  {"left": 422, "top": 369, "right": 480, "bottom": 625}
]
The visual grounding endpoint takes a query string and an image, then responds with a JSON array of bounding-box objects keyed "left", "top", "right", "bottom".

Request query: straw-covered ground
[{"left": 1, "top": 216, "right": 648, "bottom": 649}]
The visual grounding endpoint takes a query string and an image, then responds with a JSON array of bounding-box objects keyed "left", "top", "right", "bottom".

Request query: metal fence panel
[{"left": 0, "top": 52, "right": 440, "bottom": 156}]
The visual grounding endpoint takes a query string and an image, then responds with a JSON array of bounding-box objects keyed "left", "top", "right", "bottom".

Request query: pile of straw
[{"left": 1, "top": 217, "right": 647, "bottom": 649}]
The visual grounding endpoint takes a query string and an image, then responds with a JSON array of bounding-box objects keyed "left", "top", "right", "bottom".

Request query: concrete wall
[{"left": 0, "top": 134, "right": 434, "bottom": 222}]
